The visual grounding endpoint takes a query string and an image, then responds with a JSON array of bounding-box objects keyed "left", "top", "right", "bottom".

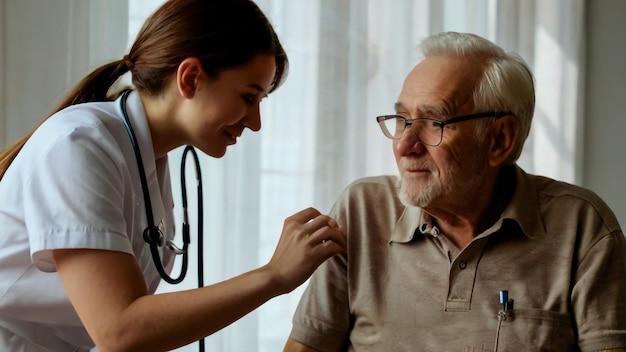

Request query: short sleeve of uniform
[{"left": 24, "top": 120, "right": 133, "bottom": 272}]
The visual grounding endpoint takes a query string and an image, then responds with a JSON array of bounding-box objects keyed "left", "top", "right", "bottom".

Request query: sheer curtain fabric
[{"left": 144, "top": 1, "right": 585, "bottom": 351}]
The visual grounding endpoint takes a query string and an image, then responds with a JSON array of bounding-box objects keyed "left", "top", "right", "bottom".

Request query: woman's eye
[{"left": 242, "top": 94, "right": 255, "bottom": 104}]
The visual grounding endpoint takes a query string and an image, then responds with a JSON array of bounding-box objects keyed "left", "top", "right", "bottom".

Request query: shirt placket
[{"left": 445, "top": 237, "right": 489, "bottom": 312}]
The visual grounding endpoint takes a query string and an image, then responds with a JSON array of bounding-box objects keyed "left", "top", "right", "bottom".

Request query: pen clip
[{"left": 499, "top": 290, "right": 514, "bottom": 311}]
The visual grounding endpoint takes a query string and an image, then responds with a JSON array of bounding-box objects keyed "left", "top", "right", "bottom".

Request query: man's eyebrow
[
  {"left": 421, "top": 105, "right": 448, "bottom": 116},
  {"left": 393, "top": 102, "right": 406, "bottom": 112},
  {"left": 393, "top": 102, "right": 448, "bottom": 116}
]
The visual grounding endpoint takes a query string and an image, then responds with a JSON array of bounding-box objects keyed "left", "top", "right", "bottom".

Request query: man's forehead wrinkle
[{"left": 394, "top": 101, "right": 452, "bottom": 117}]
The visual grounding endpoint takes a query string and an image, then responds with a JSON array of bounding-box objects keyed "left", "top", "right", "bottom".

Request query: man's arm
[{"left": 283, "top": 338, "right": 321, "bottom": 352}]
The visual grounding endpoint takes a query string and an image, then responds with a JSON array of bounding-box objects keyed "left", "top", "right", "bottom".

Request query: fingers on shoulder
[
  {"left": 286, "top": 207, "right": 322, "bottom": 224},
  {"left": 309, "top": 226, "right": 346, "bottom": 252}
]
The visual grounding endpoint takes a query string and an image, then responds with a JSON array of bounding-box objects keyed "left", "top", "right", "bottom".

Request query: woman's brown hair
[{"left": 0, "top": 0, "right": 288, "bottom": 179}]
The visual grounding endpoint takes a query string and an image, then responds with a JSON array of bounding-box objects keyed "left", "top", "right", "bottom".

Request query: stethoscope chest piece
[{"left": 143, "top": 225, "right": 164, "bottom": 247}]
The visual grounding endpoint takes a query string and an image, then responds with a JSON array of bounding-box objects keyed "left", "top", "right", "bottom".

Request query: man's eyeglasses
[{"left": 376, "top": 112, "right": 509, "bottom": 147}]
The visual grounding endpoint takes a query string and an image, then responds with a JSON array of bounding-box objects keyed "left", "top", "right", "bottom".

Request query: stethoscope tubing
[
  {"left": 120, "top": 90, "right": 205, "bottom": 351},
  {"left": 120, "top": 89, "right": 198, "bottom": 284}
]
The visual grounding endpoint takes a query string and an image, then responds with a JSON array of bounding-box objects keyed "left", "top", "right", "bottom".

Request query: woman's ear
[
  {"left": 488, "top": 114, "right": 520, "bottom": 167},
  {"left": 176, "top": 58, "right": 203, "bottom": 99}
]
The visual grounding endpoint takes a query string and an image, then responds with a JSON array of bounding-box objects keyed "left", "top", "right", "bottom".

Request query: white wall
[
  {"left": 584, "top": 0, "right": 626, "bottom": 227},
  {"left": 0, "top": 0, "right": 127, "bottom": 148}
]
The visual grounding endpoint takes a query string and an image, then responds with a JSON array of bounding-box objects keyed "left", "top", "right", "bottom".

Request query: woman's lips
[{"left": 224, "top": 130, "right": 240, "bottom": 145}]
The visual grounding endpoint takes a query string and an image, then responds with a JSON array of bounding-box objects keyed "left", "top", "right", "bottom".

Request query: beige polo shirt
[{"left": 289, "top": 165, "right": 626, "bottom": 351}]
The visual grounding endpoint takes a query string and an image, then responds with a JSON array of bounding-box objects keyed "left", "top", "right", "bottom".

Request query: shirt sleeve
[
  {"left": 23, "top": 121, "right": 134, "bottom": 272},
  {"left": 289, "top": 190, "right": 352, "bottom": 351},
  {"left": 573, "top": 228, "right": 626, "bottom": 351}
]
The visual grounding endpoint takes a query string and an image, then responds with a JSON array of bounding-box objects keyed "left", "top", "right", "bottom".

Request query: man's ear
[
  {"left": 488, "top": 114, "right": 520, "bottom": 167},
  {"left": 176, "top": 57, "right": 202, "bottom": 99}
]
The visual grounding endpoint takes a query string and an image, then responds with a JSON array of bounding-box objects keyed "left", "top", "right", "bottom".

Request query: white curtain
[
  {"left": 147, "top": 1, "right": 586, "bottom": 351},
  {"left": 1, "top": 1, "right": 584, "bottom": 352},
  {"left": 0, "top": 0, "right": 128, "bottom": 148},
  {"left": 485, "top": 0, "right": 586, "bottom": 182}
]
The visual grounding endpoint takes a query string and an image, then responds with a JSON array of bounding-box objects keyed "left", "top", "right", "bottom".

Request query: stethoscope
[
  {"left": 120, "top": 90, "right": 207, "bottom": 351},
  {"left": 119, "top": 89, "right": 204, "bottom": 287}
]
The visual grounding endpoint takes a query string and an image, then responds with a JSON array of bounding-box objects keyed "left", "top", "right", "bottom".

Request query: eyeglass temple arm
[{"left": 442, "top": 112, "right": 509, "bottom": 125}]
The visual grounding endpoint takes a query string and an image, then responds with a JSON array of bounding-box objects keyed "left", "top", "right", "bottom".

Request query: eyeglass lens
[{"left": 381, "top": 117, "right": 442, "bottom": 146}]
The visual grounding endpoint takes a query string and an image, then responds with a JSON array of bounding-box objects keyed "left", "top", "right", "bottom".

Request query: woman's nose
[{"left": 244, "top": 107, "right": 262, "bottom": 132}]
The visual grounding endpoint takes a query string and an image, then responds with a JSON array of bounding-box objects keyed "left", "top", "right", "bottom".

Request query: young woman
[{"left": 0, "top": 0, "right": 345, "bottom": 351}]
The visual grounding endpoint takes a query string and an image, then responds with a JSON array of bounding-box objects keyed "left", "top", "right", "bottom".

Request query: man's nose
[{"left": 395, "top": 127, "right": 427, "bottom": 155}]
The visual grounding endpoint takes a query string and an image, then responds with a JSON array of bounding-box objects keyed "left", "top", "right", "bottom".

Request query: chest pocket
[{"left": 495, "top": 308, "right": 576, "bottom": 351}]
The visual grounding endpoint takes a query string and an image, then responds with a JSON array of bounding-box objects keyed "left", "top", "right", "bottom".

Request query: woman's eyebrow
[{"left": 248, "top": 83, "right": 269, "bottom": 98}]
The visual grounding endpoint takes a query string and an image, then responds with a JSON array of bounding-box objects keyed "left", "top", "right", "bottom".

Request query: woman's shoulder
[
  {"left": 47, "top": 100, "right": 121, "bottom": 130},
  {"left": 32, "top": 100, "right": 125, "bottom": 147},
  {"left": 19, "top": 100, "right": 129, "bottom": 171}
]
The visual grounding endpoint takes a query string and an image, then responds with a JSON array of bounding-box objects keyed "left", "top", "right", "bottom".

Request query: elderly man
[{"left": 284, "top": 32, "right": 626, "bottom": 351}]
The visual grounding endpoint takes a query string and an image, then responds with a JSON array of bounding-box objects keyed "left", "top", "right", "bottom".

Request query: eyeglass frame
[{"left": 376, "top": 112, "right": 510, "bottom": 146}]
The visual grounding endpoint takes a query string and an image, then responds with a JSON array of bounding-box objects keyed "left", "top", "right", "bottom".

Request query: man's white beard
[
  {"left": 398, "top": 176, "right": 440, "bottom": 207},
  {"left": 398, "top": 155, "right": 486, "bottom": 209}
]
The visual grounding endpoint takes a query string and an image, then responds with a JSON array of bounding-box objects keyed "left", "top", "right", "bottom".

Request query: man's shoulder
[
  {"left": 523, "top": 171, "right": 622, "bottom": 233},
  {"left": 333, "top": 175, "right": 403, "bottom": 214},
  {"left": 528, "top": 173, "right": 610, "bottom": 210},
  {"left": 345, "top": 174, "right": 399, "bottom": 191}
]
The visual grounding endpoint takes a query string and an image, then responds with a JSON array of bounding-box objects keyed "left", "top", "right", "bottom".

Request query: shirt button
[{"left": 458, "top": 261, "right": 467, "bottom": 269}]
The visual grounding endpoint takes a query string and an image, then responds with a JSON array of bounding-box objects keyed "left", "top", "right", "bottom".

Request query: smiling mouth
[{"left": 224, "top": 130, "right": 240, "bottom": 144}]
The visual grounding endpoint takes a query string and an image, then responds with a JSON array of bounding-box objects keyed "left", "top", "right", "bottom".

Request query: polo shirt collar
[
  {"left": 499, "top": 164, "right": 546, "bottom": 239},
  {"left": 390, "top": 206, "right": 426, "bottom": 243},
  {"left": 389, "top": 164, "right": 546, "bottom": 244}
]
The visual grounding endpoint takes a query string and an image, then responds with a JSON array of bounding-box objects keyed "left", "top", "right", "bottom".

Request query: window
[{"left": 125, "top": 1, "right": 584, "bottom": 351}]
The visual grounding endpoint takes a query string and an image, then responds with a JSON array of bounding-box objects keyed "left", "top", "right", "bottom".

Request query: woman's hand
[{"left": 264, "top": 207, "right": 346, "bottom": 294}]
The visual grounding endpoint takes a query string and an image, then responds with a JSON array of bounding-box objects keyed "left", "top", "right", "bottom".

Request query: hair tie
[{"left": 123, "top": 54, "right": 135, "bottom": 70}]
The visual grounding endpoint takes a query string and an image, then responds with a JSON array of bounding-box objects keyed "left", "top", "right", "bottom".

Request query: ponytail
[{"left": 0, "top": 59, "right": 130, "bottom": 180}]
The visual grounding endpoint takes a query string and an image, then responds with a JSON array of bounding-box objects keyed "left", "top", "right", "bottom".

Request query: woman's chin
[
  {"left": 212, "top": 148, "right": 227, "bottom": 158},
  {"left": 198, "top": 145, "right": 227, "bottom": 159}
]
